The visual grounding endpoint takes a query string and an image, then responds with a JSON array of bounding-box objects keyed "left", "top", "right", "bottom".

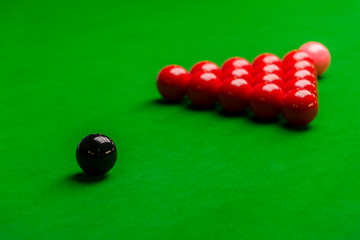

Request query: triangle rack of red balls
[{"left": 156, "top": 42, "right": 330, "bottom": 126}]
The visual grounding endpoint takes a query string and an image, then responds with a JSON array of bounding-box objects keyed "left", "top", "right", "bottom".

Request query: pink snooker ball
[{"left": 299, "top": 42, "right": 331, "bottom": 76}]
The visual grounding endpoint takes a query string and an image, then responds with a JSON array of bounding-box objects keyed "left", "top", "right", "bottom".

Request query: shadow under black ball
[{"left": 76, "top": 134, "right": 117, "bottom": 175}]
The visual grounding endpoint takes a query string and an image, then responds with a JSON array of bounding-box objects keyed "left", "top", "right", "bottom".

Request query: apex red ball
[{"left": 156, "top": 65, "right": 191, "bottom": 101}]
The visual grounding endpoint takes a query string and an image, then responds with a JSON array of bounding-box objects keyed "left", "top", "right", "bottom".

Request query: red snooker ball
[
  {"left": 222, "top": 68, "right": 253, "bottom": 85},
  {"left": 221, "top": 57, "right": 253, "bottom": 74},
  {"left": 218, "top": 78, "right": 252, "bottom": 113},
  {"left": 252, "top": 53, "right": 283, "bottom": 70},
  {"left": 299, "top": 41, "right": 331, "bottom": 76},
  {"left": 253, "top": 73, "right": 284, "bottom": 89},
  {"left": 283, "top": 89, "right": 319, "bottom": 126},
  {"left": 283, "top": 50, "right": 313, "bottom": 64},
  {"left": 156, "top": 65, "right": 191, "bottom": 101},
  {"left": 250, "top": 82, "right": 284, "bottom": 119},
  {"left": 284, "top": 69, "right": 317, "bottom": 85},
  {"left": 284, "top": 60, "right": 317, "bottom": 76},
  {"left": 190, "top": 61, "right": 222, "bottom": 79},
  {"left": 284, "top": 79, "right": 318, "bottom": 98},
  {"left": 187, "top": 72, "right": 222, "bottom": 107},
  {"left": 253, "top": 64, "right": 284, "bottom": 79}
]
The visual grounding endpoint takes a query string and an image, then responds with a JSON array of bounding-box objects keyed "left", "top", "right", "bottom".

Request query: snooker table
[{"left": 1, "top": 0, "right": 360, "bottom": 239}]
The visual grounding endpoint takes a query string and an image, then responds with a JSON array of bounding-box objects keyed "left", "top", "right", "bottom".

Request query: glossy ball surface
[
  {"left": 285, "top": 69, "right": 317, "bottom": 85},
  {"left": 253, "top": 73, "right": 284, "bottom": 89},
  {"left": 221, "top": 57, "right": 253, "bottom": 74},
  {"left": 218, "top": 78, "right": 252, "bottom": 113},
  {"left": 284, "top": 79, "right": 318, "bottom": 97},
  {"left": 299, "top": 41, "right": 331, "bottom": 76},
  {"left": 156, "top": 65, "right": 191, "bottom": 101},
  {"left": 284, "top": 60, "right": 317, "bottom": 76},
  {"left": 283, "top": 50, "right": 313, "bottom": 64},
  {"left": 252, "top": 53, "right": 283, "bottom": 70},
  {"left": 190, "top": 61, "right": 222, "bottom": 79},
  {"left": 222, "top": 68, "right": 253, "bottom": 84},
  {"left": 250, "top": 82, "right": 284, "bottom": 119},
  {"left": 283, "top": 89, "right": 319, "bottom": 125},
  {"left": 254, "top": 64, "right": 284, "bottom": 79},
  {"left": 187, "top": 72, "right": 222, "bottom": 107},
  {"left": 76, "top": 134, "right": 117, "bottom": 175}
]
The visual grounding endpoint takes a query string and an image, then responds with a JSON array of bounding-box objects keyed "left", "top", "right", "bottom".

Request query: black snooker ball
[{"left": 76, "top": 134, "right": 117, "bottom": 175}]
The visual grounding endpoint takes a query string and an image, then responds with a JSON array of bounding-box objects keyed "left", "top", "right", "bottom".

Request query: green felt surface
[{"left": 1, "top": 0, "right": 360, "bottom": 239}]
